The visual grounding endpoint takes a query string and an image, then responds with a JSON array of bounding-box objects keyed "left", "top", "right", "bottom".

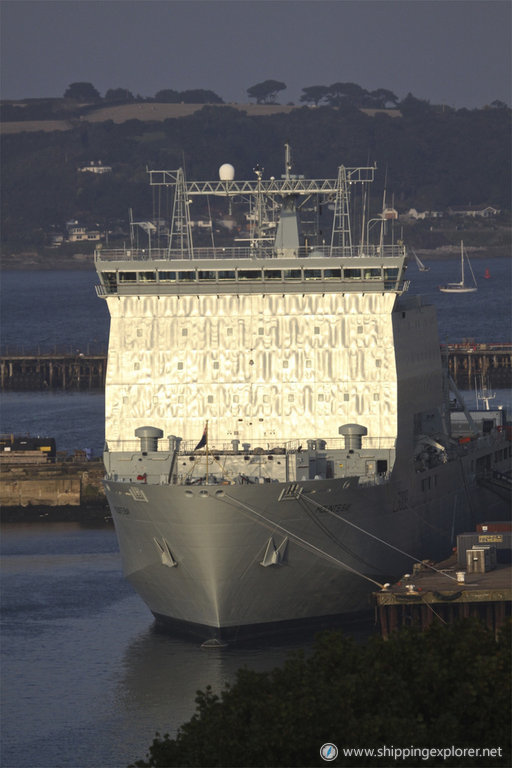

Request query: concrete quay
[{"left": 0, "top": 457, "right": 107, "bottom": 517}]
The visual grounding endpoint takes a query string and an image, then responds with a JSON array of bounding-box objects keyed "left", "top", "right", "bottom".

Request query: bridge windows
[
  {"left": 103, "top": 262, "right": 402, "bottom": 291},
  {"left": 238, "top": 269, "right": 262, "bottom": 280},
  {"left": 119, "top": 271, "right": 137, "bottom": 282},
  {"left": 158, "top": 271, "right": 177, "bottom": 281},
  {"left": 343, "top": 268, "right": 362, "bottom": 279},
  {"left": 138, "top": 271, "right": 156, "bottom": 282},
  {"left": 101, "top": 272, "right": 117, "bottom": 291}
]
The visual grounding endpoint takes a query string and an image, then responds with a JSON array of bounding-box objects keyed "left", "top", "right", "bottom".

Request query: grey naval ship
[{"left": 95, "top": 146, "right": 511, "bottom": 643}]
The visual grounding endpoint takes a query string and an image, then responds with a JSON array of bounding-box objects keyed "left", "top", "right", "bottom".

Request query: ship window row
[{"left": 105, "top": 266, "right": 399, "bottom": 287}]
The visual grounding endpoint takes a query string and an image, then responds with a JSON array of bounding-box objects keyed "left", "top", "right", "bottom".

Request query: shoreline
[{"left": 1, "top": 244, "right": 510, "bottom": 271}]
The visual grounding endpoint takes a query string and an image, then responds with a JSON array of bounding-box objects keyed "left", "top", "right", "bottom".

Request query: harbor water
[
  {"left": 1, "top": 257, "right": 511, "bottom": 768},
  {"left": 1, "top": 522, "right": 312, "bottom": 768}
]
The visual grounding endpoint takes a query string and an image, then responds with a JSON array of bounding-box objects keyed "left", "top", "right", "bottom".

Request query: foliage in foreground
[{"left": 131, "top": 619, "right": 511, "bottom": 767}]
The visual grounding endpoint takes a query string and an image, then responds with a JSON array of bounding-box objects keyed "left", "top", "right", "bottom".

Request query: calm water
[
  {"left": 1, "top": 523, "right": 310, "bottom": 768},
  {"left": 0, "top": 260, "right": 511, "bottom": 767},
  {"left": 0, "top": 269, "right": 108, "bottom": 352}
]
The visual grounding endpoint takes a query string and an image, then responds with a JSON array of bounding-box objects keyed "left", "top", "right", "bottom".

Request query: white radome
[{"left": 219, "top": 163, "right": 235, "bottom": 181}]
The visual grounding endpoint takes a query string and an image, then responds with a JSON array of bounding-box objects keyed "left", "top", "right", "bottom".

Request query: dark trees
[
  {"left": 326, "top": 81, "right": 367, "bottom": 107},
  {"left": 179, "top": 89, "right": 223, "bottom": 104},
  {"left": 154, "top": 89, "right": 181, "bottom": 103},
  {"left": 132, "top": 620, "right": 511, "bottom": 768},
  {"left": 365, "top": 88, "right": 399, "bottom": 108},
  {"left": 299, "top": 86, "right": 331, "bottom": 106},
  {"left": 63, "top": 82, "right": 101, "bottom": 101},
  {"left": 299, "top": 84, "right": 399, "bottom": 110},
  {"left": 153, "top": 89, "right": 223, "bottom": 104},
  {"left": 104, "top": 88, "right": 135, "bottom": 103},
  {"left": 247, "top": 80, "right": 287, "bottom": 104}
]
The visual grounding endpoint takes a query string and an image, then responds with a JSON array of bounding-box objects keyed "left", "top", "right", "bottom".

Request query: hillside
[
  {"left": 0, "top": 102, "right": 299, "bottom": 134},
  {"left": 1, "top": 100, "right": 510, "bottom": 263},
  {"left": 0, "top": 101, "right": 403, "bottom": 134}
]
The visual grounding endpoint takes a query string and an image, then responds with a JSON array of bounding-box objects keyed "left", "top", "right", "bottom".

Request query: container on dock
[
  {"left": 457, "top": 531, "right": 512, "bottom": 566},
  {"left": 477, "top": 521, "right": 512, "bottom": 533},
  {"left": 466, "top": 545, "right": 497, "bottom": 574}
]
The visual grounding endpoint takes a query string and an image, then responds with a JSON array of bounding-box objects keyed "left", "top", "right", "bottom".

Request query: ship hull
[{"left": 103, "top": 453, "right": 509, "bottom": 642}]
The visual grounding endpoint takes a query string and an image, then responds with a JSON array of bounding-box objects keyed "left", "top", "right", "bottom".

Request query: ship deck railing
[
  {"left": 95, "top": 244, "right": 406, "bottom": 263},
  {"left": 107, "top": 468, "right": 393, "bottom": 489},
  {"left": 105, "top": 436, "right": 397, "bottom": 454}
]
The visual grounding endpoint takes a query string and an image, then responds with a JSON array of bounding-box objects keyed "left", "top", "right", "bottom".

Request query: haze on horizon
[{"left": 1, "top": 0, "right": 510, "bottom": 109}]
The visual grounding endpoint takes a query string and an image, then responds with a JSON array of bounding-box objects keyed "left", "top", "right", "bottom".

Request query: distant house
[
  {"left": 67, "top": 224, "right": 87, "bottom": 242},
  {"left": 448, "top": 205, "right": 501, "bottom": 218},
  {"left": 404, "top": 208, "right": 444, "bottom": 220},
  {"left": 190, "top": 219, "right": 212, "bottom": 229},
  {"left": 77, "top": 160, "right": 112, "bottom": 175},
  {"left": 65, "top": 220, "right": 102, "bottom": 243}
]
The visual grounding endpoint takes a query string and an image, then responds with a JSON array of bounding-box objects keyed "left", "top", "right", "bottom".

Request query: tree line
[
  {"left": 61, "top": 79, "right": 402, "bottom": 106},
  {"left": 2, "top": 79, "right": 509, "bottom": 124}
]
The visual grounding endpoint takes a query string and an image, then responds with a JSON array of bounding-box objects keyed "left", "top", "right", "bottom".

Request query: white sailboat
[
  {"left": 439, "top": 241, "right": 477, "bottom": 293},
  {"left": 412, "top": 249, "right": 429, "bottom": 272}
]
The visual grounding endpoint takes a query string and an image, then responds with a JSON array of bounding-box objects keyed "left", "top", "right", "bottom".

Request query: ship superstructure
[{"left": 95, "top": 147, "right": 511, "bottom": 642}]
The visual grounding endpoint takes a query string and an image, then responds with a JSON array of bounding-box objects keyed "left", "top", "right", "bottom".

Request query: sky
[{"left": 1, "top": 0, "right": 511, "bottom": 109}]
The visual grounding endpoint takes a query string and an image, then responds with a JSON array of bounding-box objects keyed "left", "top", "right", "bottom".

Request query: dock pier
[
  {"left": 0, "top": 343, "right": 510, "bottom": 391},
  {"left": 442, "top": 342, "right": 512, "bottom": 389},
  {"left": 0, "top": 347, "right": 107, "bottom": 391},
  {"left": 374, "top": 557, "right": 511, "bottom": 638}
]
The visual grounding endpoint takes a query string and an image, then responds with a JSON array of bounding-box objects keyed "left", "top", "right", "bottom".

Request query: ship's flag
[{"left": 194, "top": 423, "right": 208, "bottom": 451}]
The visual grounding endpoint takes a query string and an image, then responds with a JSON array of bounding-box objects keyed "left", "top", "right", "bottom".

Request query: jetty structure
[
  {"left": 374, "top": 522, "right": 512, "bottom": 638},
  {"left": 1, "top": 343, "right": 511, "bottom": 392},
  {"left": 91, "top": 146, "right": 511, "bottom": 643}
]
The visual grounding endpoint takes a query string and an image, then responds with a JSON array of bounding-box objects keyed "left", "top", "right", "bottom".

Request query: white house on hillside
[
  {"left": 78, "top": 160, "right": 112, "bottom": 174},
  {"left": 448, "top": 205, "right": 501, "bottom": 217}
]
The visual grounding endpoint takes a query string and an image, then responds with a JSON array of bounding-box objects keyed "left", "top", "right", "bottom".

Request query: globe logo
[{"left": 320, "top": 743, "right": 338, "bottom": 761}]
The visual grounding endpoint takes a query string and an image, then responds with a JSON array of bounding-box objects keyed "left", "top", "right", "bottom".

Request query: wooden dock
[
  {"left": 374, "top": 557, "right": 511, "bottom": 638},
  {"left": 0, "top": 342, "right": 510, "bottom": 391},
  {"left": 442, "top": 342, "right": 512, "bottom": 389},
  {"left": 0, "top": 351, "right": 106, "bottom": 391}
]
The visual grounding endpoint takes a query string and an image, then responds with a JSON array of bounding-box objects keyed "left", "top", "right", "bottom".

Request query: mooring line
[{"left": 221, "top": 492, "right": 385, "bottom": 588}]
